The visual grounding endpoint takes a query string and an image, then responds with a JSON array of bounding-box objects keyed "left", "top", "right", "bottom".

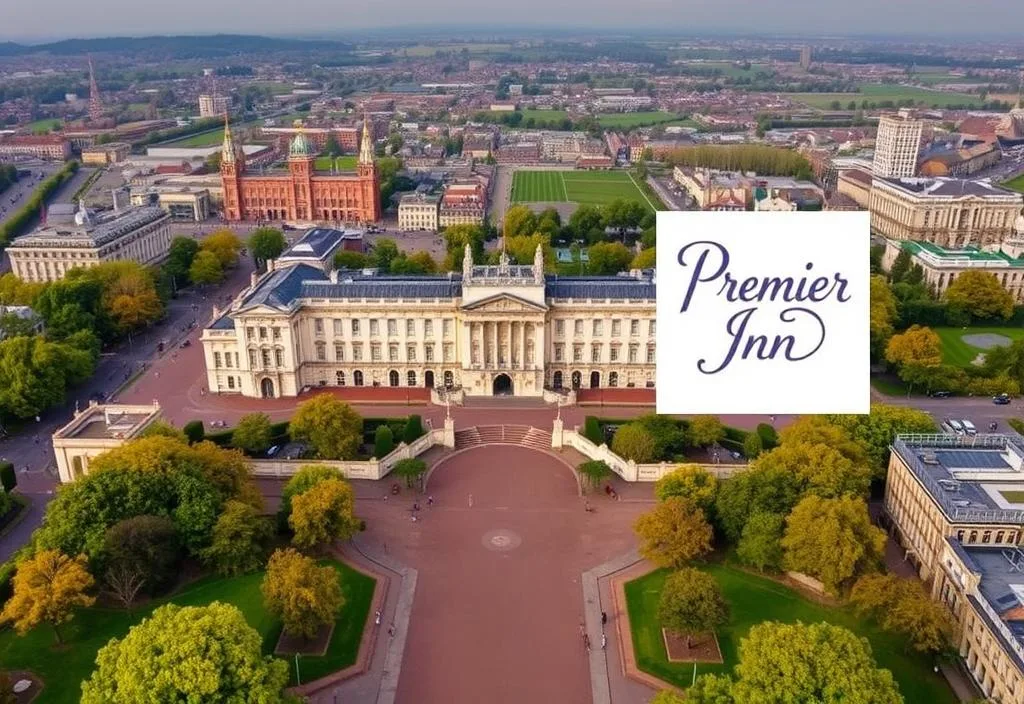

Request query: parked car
[
  {"left": 930, "top": 390, "right": 952, "bottom": 398},
  {"left": 994, "top": 393, "right": 1012, "bottom": 405},
  {"left": 961, "top": 419, "right": 977, "bottom": 436},
  {"left": 942, "top": 418, "right": 966, "bottom": 436},
  {"left": 266, "top": 445, "right": 281, "bottom": 458}
]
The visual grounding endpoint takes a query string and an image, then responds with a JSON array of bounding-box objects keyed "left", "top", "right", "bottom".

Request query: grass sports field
[
  {"left": 1003, "top": 174, "right": 1024, "bottom": 194},
  {"left": 935, "top": 327, "right": 1024, "bottom": 366},
  {"left": 792, "top": 83, "right": 980, "bottom": 109},
  {"left": 511, "top": 170, "right": 655, "bottom": 211},
  {"left": 314, "top": 155, "right": 358, "bottom": 171}
]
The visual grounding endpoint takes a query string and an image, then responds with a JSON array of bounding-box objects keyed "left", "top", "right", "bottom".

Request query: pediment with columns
[{"left": 461, "top": 292, "right": 548, "bottom": 314}]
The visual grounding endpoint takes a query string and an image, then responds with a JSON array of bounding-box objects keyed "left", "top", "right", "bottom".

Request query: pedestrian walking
[
  {"left": 383, "top": 494, "right": 388, "bottom": 502},
  {"left": 468, "top": 493, "right": 473, "bottom": 508},
  {"left": 584, "top": 633, "right": 591, "bottom": 651},
  {"left": 388, "top": 623, "right": 395, "bottom": 637},
  {"left": 601, "top": 633, "right": 607, "bottom": 649},
  {"left": 579, "top": 622, "right": 585, "bottom": 636},
  {"left": 601, "top": 611, "right": 607, "bottom": 626},
  {"left": 427, "top": 495, "right": 434, "bottom": 506},
  {"left": 375, "top": 610, "right": 381, "bottom": 626},
  {"left": 411, "top": 514, "right": 418, "bottom": 522}
]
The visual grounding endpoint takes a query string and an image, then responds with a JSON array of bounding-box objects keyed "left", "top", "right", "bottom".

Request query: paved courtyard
[{"left": 353, "top": 445, "right": 650, "bottom": 704}]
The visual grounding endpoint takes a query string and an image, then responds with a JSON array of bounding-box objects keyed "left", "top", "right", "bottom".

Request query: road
[
  {"left": 0, "top": 159, "right": 59, "bottom": 230},
  {"left": 646, "top": 174, "right": 687, "bottom": 210},
  {"left": 0, "top": 255, "right": 257, "bottom": 562}
]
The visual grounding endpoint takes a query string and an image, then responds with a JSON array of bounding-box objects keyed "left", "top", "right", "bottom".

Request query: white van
[
  {"left": 961, "top": 420, "right": 977, "bottom": 436},
  {"left": 942, "top": 419, "right": 965, "bottom": 435}
]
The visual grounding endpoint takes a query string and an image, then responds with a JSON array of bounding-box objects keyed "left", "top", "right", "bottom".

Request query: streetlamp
[{"left": 294, "top": 654, "right": 301, "bottom": 685}]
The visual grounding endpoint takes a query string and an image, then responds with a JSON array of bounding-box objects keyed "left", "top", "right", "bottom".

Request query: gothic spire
[
  {"left": 221, "top": 112, "right": 235, "bottom": 164},
  {"left": 359, "top": 114, "right": 375, "bottom": 165}
]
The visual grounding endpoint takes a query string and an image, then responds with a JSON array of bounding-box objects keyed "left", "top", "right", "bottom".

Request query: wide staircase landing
[
  {"left": 461, "top": 396, "right": 550, "bottom": 408},
  {"left": 454, "top": 424, "right": 553, "bottom": 452}
]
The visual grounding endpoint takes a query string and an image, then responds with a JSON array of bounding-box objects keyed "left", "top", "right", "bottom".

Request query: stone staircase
[{"left": 452, "top": 424, "right": 553, "bottom": 452}]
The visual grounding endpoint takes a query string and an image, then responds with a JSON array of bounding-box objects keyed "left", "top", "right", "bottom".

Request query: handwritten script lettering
[{"left": 676, "top": 241, "right": 849, "bottom": 374}]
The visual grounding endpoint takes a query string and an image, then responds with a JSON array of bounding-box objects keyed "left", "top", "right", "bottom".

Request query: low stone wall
[
  {"left": 250, "top": 426, "right": 452, "bottom": 480},
  {"left": 552, "top": 420, "right": 746, "bottom": 482}
]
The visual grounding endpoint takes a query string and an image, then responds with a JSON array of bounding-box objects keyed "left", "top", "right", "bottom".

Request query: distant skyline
[{"left": 3, "top": 0, "right": 1024, "bottom": 43}]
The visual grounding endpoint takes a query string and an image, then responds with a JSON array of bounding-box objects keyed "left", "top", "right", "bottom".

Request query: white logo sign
[{"left": 656, "top": 211, "right": 870, "bottom": 415}]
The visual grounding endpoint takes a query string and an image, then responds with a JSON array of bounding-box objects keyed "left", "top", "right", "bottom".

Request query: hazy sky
[{"left": 2, "top": 0, "right": 1024, "bottom": 42}]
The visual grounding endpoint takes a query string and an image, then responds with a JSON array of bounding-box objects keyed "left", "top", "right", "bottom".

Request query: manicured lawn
[
  {"left": 1000, "top": 490, "right": 1024, "bottom": 503},
  {"left": 0, "top": 559, "right": 374, "bottom": 703},
  {"left": 511, "top": 170, "right": 655, "bottom": 211},
  {"left": 791, "top": 84, "right": 981, "bottom": 109},
  {"left": 26, "top": 118, "right": 62, "bottom": 134},
  {"left": 871, "top": 374, "right": 912, "bottom": 397},
  {"left": 934, "top": 326, "right": 1024, "bottom": 367},
  {"left": 625, "top": 564, "right": 957, "bottom": 703},
  {"left": 1003, "top": 174, "right": 1024, "bottom": 194},
  {"left": 314, "top": 155, "right": 358, "bottom": 171},
  {"left": 596, "top": 111, "right": 687, "bottom": 129}
]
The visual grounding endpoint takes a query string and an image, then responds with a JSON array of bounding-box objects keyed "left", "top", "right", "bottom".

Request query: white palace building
[{"left": 201, "top": 228, "right": 656, "bottom": 398}]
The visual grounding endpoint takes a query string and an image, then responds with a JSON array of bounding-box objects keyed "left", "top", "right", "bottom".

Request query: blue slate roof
[
  {"left": 242, "top": 264, "right": 327, "bottom": 310},
  {"left": 545, "top": 275, "right": 656, "bottom": 300},
  {"left": 279, "top": 228, "right": 360, "bottom": 262},
  {"left": 210, "top": 313, "right": 235, "bottom": 330},
  {"left": 304, "top": 275, "right": 463, "bottom": 299}
]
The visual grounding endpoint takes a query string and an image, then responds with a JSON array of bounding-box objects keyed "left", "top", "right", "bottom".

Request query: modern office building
[
  {"left": 201, "top": 241, "right": 656, "bottom": 399},
  {"left": 872, "top": 110, "right": 924, "bottom": 178}
]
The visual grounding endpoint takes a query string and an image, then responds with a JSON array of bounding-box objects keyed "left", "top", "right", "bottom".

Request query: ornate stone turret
[
  {"left": 533, "top": 243, "right": 544, "bottom": 284},
  {"left": 288, "top": 128, "right": 313, "bottom": 159},
  {"left": 221, "top": 113, "right": 236, "bottom": 164},
  {"left": 462, "top": 243, "right": 473, "bottom": 281}
]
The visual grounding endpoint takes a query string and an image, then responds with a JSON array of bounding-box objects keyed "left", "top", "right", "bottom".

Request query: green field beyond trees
[
  {"left": 625, "top": 564, "right": 957, "bottom": 703},
  {"left": 510, "top": 170, "right": 655, "bottom": 211},
  {"left": 934, "top": 327, "right": 1024, "bottom": 367},
  {"left": 792, "top": 84, "right": 981, "bottom": 109}
]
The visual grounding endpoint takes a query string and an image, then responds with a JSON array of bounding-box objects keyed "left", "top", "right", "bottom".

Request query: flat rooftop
[
  {"left": 893, "top": 434, "right": 1024, "bottom": 524},
  {"left": 55, "top": 403, "right": 160, "bottom": 441},
  {"left": 901, "top": 240, "right": 1024, "bottom": 268},
  {"left": 951, "top": 542, "right": 1024, "bottom": 670}
]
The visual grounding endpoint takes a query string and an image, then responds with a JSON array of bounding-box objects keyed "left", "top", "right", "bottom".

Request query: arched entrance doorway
[
  {"left": 590, "top": 371, "right": 600, "bottom": 388},
  {"left": 389, "top": 370, "right": 400, "bottom": 387},
  {"left": 425, "top": 370, "right": 435, "bottom": 388},
  {"left": 260, "top": 378, "right": 275, "bottom": 398},
  {"left": 553, "top": 371, "right": 563, "bottom": 389},
  {"left": 571, "top": 371, "right": 582, "bottom": 390},
  {"left": 492, "top": 373, "right": 513, "bottom": 396}
]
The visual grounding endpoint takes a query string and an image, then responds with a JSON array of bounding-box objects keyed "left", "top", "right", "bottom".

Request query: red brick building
[{"left": 221, "top": 120, "right": 382, "bottom": 224}]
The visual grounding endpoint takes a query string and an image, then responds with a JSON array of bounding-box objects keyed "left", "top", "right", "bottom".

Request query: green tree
[
  {"left": 578, "top": 460, "right": 612, "bottom": 492},
  {"left": 569, "top": 204, "right": 604, "bottom": 242},
  {"left": 587, "top": 241, "right": 633, "bottom": 274},
  {"left": 140, "top": 420, "right": 188, "bottom": 443},
  {"left": 751, "top": 442, "right": 871, "bottom": 499},
  {"left": 261, "top": 548, "right": 343, "bottom": 639},
  {"left": 503, "top": 204, "right": 538, "bottom": 238},
  {"left": 278, "top": 464, "right": 344, "bottom": 529},
  {"left": 688, "top": 415, "right": 725, "bottom": 448},
  {"left": 658, "top": 567, "right": 729, "bottom": 647},
  {"left": 850, "top": 574, "right": 954, "bottom": 654},
  {"left": 165, "top": 237, "right": 199, "bottom": 287},
  {"left": 86, "top": 261, "right": 164, "bottom": 336},
  {"left": 777, "top": 416, "right": 868, "bottom": 466},
  {"left": 402, "top": 415, "right": 425, "bottom": 443},
  {"left": 714, "top": 464, "right": 802, "bottom": 542},
  {"left": 289, "top": 478, "right": 361, "bottom": 549},
  {"left": 248, "top": 228, "right": 286, "bottom": 267},
  {"left": 289, "top": 395, "right": 363, "bottom": 460},
  {"left": 374, "top": 425, "right": 394, "bottom": 458},
  {"left": 689, "top": 621, "right": 903, "bottom": 704},
  {"left": 0, "top": 335, "right": 92, "bottom": 420},
  {"left": 200, "top": 500, "right": 272, "bottom": 576},
  {"left": 782, "top": 495, "right": 886, "bottom": 594},
  {"left": 200, "top": 229, "right": 243, "bottom": 268},
  {"left": 0, "top": 549, "right": 96, "bottom": 644},
  {"left": 183, "top": 420, "right": 205, "bottom": 444},
  {"left": 945, "top": 270, "right": 1014, "bottom": 320},
  {"left": 80, "top": 602, "right": 290, "bottom": 704},
  {"left": 232, "top": 412, "right": 274, "bottom": 455},
  {"left": 742, "top": 432, "right": 763, "bottom": 459},
  {"left": 370, "top": 238, "right": 400, "bottom": 271},
  {"left": 103, "top": 515, "right": 181, "bottom": 594},
  {"left": 654, "top": 465, "right": 717, "bottom": 511},
  {"left": 736, "top": 511, "right": 785, "bottom": 572},
  {"left": 393, "top": 458, "right": 427, "bottom": 489},
  {"left": 0, "top": 461, "right": 15, "bottom": 493},
  {"left": 631, "top": 247, "right": 656, "bottom": 269},
  {"left": 634, "top": 497, "right": 714, "bottom": 568},
  {"left": 825, "top": 404, "right": 935, "bottom": 477},
  {"left": 870, "top": 275, "right": 898, "bottom": 361},
  {"left": 333, "top": 250, "right": 367, "bottom": 271},
  {"left": 189, "top": 250, "right": 224, "bottom": 285},
  {"left": 611, "top": 422, "right": 658, "bottom": 463}
]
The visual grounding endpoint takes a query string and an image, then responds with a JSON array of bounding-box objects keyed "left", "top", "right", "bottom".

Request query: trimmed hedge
[
  {"left": 595, "top": 415, "right": 750, "bottom": 462},
  {"left": 0, "top": 160, "right": 79, "bottom": 249},
  {"left": 403, "top": 415, "right": 425, "bottom": 443},
  {"left": 183, "top": 420, "right": 205, "bottom": 445},
  {"left": 0, "top": 461, "right": 14, "bottom": 493},
  {"left": 583, "top": 416, "right": 603, "bottom": 445},
  {"left": 374, "top": 425, "right": 395, "bottom": 458}
]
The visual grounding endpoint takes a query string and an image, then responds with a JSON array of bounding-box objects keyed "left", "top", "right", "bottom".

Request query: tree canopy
[
  {"left": 0, "top": 549, "right": 95, "bottom": 644},
  {"left": 289, "top": 395, "right": 363, "bottom": 460},
  {"left": 261, "top": 548, "right": 343, "bottom": 639},
  {"left": 248, "top": 228, "right": 287, "bottom": 267},
  {"left": 81, "top": 602, "right": 290, "bottom": 704},
  {"left": 289, "top": 478, "right": 361, "bottom": 549},
  {"left": 658, "top": 567, "right": 729, "bottom": 646},
  {"left": 945, "top": 270, "right": 1014, "bottom": 320},
  {"left": 634, "top": 497, "right": 714, "bottom": 568}
]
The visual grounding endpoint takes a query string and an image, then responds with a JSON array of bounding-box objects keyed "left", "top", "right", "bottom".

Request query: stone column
[
  {"left": 521, "top": 321, "right": 528, "bottom": 369},
  {"left": 491, "top": 320, "right": 498, "bottom": 368}
]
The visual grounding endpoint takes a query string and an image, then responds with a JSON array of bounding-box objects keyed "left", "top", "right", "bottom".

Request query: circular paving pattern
[{"left": 482, "top": 528, "right": 522, "bottom": 552}]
